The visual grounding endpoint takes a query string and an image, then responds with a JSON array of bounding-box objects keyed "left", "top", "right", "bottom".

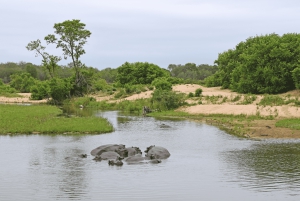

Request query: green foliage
[
  {"left": 98, "top": 67, "right": 118, "bottom": 83},
  {"left": 207, "top": 33, "right": 300, "bottom": 94},
  {"left": 239, "top": 94, "right": 257, "bottom": 105},
  {"left": 188, "top": 92, "right": 194, "bottom": 97},
  {"left": 30, "top": 80, "right": 51, "bottom": 100},
  {"left": 168, "top": 63, "right": 218, "bottom": 81},
  {"left": 0, "top": 79, "right": 18, "bottom": 96},
  {"left": 166, "top": 76, "right": 184, "bottom": 84},
  {"left": 276, "top": 118, "right": 300, "bottom": 130},
  {"left": 117, "top": 62, "right": 169, "bottom": 85},
  {"left": 91, "top": 78, "right": 109, "bottom": 92},
  {"left": 151, "top": 77, "right": 172, "bottom": 91},
  {"left": 195, "top": 88, "right": 203, "bottom": 97},
  {"left": 25, "top": 64, "right": 38, "bottom": 78},
  {"left": 9, "top": 72, "right": 37, "bottom": 93},
  {"left": 231, "top": 95, "right": 241, "bottom": 102},
  {"left": 49, "top": 78, "right": 72, "bottom": 104},
  {"left": 259, "top": 95, "right": 285, "bottom": 106},
  {"left": 27, "top": 19, "right": 92, "bottom": 97},
  {"left": 151, "top": 89, "right": 186, "bottom": 110},
  {"left": 204, "top": 95, "right": 220, "bottom": 104},
  {"left": 292, "top": 67, "right": 300, "bottom": 89}
]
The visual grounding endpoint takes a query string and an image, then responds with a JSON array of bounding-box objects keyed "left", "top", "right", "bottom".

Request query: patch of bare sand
[
  {"left": 179, "top": 105, "right": 300, "bottom": 118},
  {"left": 0, "top": 93, "right": 47, "bottom": 103}
]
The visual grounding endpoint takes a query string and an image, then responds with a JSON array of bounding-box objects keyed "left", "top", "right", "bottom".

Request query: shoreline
[{"left": 2, "top": 84, "right": 300, "bottom": 139}]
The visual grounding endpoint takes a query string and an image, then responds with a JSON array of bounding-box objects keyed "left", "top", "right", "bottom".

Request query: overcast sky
[{"left": 1, "top": 0, "right": 300, "bottom": 70}]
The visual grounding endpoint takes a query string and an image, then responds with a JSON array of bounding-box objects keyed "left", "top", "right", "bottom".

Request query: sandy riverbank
[{"left": 2, "top": 84, "right": 300, "bottom": 139}]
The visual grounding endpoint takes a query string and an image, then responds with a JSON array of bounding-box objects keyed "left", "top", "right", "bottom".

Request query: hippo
[
  {"left": 124, "top": 154, "right": 146, "bottom": 164},
  {"left": 160, "top": 123, "right": 171, "bottom": 128},
  {"left": 91, "top": 144, "right": 126, "bottom": 156},
  {"left": 145, "top": 145, "right": 170, "bottom": 159},
  {"left": 148, "top": 159, "right": 162, "bottom": 164},
  {"left": 108, "top": 159, "right": 123, "bottom": 166},
  {"left": 79, "top": 154, "right": 87, "bottom": 158},
  {"left": 115, "top": 147, "right": 129, "bottom": 158},
  {"left": 125, "top": 147, "right": 142, "bottom": 157},
  {"left": 98, "top": 151, "right": 121, "bottom": 160}
]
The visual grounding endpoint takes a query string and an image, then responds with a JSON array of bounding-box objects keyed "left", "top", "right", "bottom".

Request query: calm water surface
[{"left": 1, "top": 111, "right": 300, "bottom": 201}]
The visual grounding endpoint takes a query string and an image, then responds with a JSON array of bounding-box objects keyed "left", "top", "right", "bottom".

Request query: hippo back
[
  {"left": 146, "top": 146, "right": 170, "bottom": 159},
  {"left": 100, "top": 151, "right": 120, "bottom": 160},
  {"left": 90, "top": 144, "right": 125, "bottom": 156},
  {"left": 124, "top": 154, "right": 145, "bottom": 163}
]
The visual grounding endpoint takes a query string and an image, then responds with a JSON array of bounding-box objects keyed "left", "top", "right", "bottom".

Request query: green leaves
[
  {"left": 207, "top": 33, "right": 300, "bottom": 94},
  {"left": 117, "top": 62, "right": 169, "bottom": 85}
]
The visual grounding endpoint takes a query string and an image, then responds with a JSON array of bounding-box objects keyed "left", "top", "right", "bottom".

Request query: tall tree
[
  {"left": 26, "top": 39, "right": 61, "bottom": 79},
  {"left": 44, "top": 19, "right": 92, "bottom": 96}
]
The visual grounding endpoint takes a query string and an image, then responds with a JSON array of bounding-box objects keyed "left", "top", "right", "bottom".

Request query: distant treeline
[
  {"left": 0, "top": 62, "right": 216, "bottom": 84},
  {"left": 168, "top": 63, "right": 218, "bottom": 81},
  {"left": 0, "top": 62, "right": 72, "bottom": 83}
]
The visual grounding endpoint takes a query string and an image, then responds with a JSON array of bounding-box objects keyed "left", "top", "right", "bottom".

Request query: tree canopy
[
  {"left": 205, "top": 33, "right": 300, "bottom": 94},
  {"left": 26, "top": 19, "right": 92, "bottom": 102},
  {"left": 116, "top": 62, "right": 170, "bottom": 85}
]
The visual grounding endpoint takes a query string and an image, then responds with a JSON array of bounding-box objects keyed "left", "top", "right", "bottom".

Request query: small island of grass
[{"left": 0, "top": 104, "right": 113, "bottom": 134}]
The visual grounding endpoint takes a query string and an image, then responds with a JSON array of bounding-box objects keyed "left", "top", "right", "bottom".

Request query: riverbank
[{"left": 1, "top": 84, "right": 300, "bottom": 138}]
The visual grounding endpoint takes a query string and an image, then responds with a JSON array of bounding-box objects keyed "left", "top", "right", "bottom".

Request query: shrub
[
  {"left": 188, "top": 92, "right": 194, "bottom": 97},
  {"left": 30, "top": 80, "right": 51, "bottom": 100},
  {"left": 151, "top": 77, "right": 172, "bottom": 91},
  {"left": 151, "top": 89, "right": 186, "bottom": 110},
  {"left": 195, "top": 88, "right": 203, "bottom": 97}
]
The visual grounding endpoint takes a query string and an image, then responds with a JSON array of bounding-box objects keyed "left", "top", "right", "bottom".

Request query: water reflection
[{"left": 224, "top": 140, "right": 300, "bottom": 194}]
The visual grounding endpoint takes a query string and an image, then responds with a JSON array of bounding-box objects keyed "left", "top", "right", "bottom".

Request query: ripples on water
[{"left": 1, "top": 111, "right": 300, "bottom": 200}]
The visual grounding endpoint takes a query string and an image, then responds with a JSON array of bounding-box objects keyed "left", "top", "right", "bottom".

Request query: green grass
[
  {"left": 239, "top": 94, "right": 257, "bottom": 105},
  {"left": 0, "top": 92, "right": 21, "bottom": 97},
  {"left": 259, "top": 95, "right": 285, "bottom": 106},
  {"left": 0, "top": 104, "right": 113, "bottom": 134},
  {"left": 276, "top": 119, "right": 300, "bottom": 130}
]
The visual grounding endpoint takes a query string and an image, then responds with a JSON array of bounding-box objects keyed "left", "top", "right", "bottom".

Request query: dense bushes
[
  {"left": 0, "top": 79, "right": 17, "bottom": 95},
  {"left": 9, "top": 73, "right": 37, "bottom": 93},
  {"left": 151, "top": 89, "right": 186, "bottom": 110},
  {"left": 117, "top": 62, "right": 170, "bottom": 85},
  {"left": 206, "top": 33, "right": 300, "bottom": 94},
  {"left": 151, "top": 77, "right": 172, "bottom": 91}
]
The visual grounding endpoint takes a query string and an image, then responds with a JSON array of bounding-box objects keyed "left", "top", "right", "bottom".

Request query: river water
[{"left": 1, "top": 111, "right": 300, "bottom": 201}]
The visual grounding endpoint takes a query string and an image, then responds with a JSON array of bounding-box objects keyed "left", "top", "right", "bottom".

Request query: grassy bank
[{"left": 0, "top": 104, "right": 113, "bottom": 134}]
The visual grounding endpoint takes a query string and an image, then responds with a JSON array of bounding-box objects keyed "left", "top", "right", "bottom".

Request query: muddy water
[{"left": 1, "top": 111, "right": 300, "bottom": 201}]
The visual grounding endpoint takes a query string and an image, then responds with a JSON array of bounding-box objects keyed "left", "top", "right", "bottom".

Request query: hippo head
[
  {"left": 144, "top": 145, "right": 155, "bottom": 153},
  {"left": 116, "top": 148, "right": 128, "bottom": 158}
]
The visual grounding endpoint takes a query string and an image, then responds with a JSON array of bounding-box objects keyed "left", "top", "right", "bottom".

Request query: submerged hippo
[
  {"left": 108, "top": 159, "right": 123, "bottom": 166},
  {"left": 91, "top": 144, "right": 126, "bottom": 156},
  {"left": 145, "top": 145, "right": 171, "bottom": 159},
  {"left": 98, "top": 151, "right": 121, "bottom": 160},
  {"left": 124, "top": 154, "right": 145, "bottom": 164}
]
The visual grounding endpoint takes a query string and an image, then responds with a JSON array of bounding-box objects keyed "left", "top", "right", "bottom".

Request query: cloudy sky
[{"left": 1, "top": 0, "right": 300, "bottom": 70}]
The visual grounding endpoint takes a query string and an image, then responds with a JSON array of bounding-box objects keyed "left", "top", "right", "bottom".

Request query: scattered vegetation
[
  {"left": 276, "top": 119, "right": 300, "bottom": 130},
  {"left": 239, "top": 94, "right": 257, "bottom": 105}
]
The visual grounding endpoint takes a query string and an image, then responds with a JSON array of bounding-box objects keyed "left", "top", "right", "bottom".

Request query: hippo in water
[
  {"left": 90, "top": 144, "right": 126, "bottom": 156},
  {"left": 144, "top": 145, "right": 171, "bottom": 159},
  {"left": 108, "top": 159, "right": 123, "bottom": 166}
]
